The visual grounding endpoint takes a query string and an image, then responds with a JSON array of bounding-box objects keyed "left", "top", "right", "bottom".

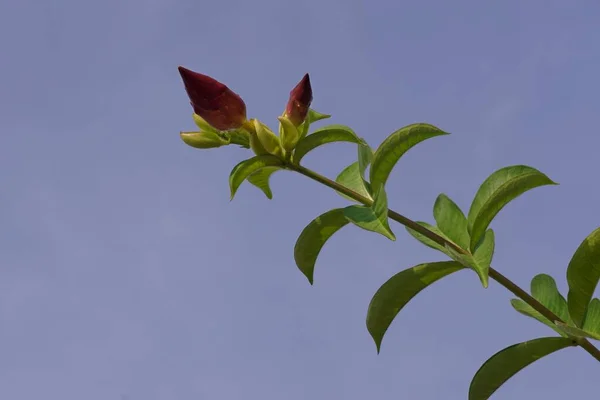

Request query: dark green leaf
[
  {"left": 367, "top": 261, "right": 465, "bottom": 352},
  {"left": 469, "top": 337, "right": 574, "bottom": 400},
  {"left": 530, "top": 274, "right": 570, "bottom": 323},
  {"left": 467, "top": 165, "right": 557, "bottom": 251},
  {"left": 335, "top": 162, "right": 372, "bottom": 202},
  {"left": 293, "top": 125, "right": 364, "bottom": 164},
  {"left": 294, "top": 209, "right": 349, "bottom": 284},
  {"left": 434, "top": 194, "right": 470, "bottom": 249},
  {"left": 567, "top": 226, "right": 600, "bottom": 327},
  {"left": 229, "top": 155, "right": 285, "bottom": 200},
  {"left": 247, "top": 166, "right": 282, "bottom": 199},
  {"left": 344, "top": 186, "right": 395, "bottom": 241},
  {"left": 369, "top": 123, "right": 449, "bottom": 191}
]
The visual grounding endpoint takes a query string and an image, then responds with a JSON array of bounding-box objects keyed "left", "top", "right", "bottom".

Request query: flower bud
[
  {"left": 180, "top": 131, "right": 230, "bottom": 149},
  {"left": 285, "top": 73, "right": 313, "bottom": 126},
  {"left": 178, "top": 66, "right": 247, "bottom": 130}
]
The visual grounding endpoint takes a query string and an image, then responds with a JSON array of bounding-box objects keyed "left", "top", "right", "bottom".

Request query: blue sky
[{"left": 1, "top": 0, "right": 599, "bottom": 398}]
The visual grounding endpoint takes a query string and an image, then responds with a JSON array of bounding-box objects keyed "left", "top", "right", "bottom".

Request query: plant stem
[{"left": 286, "top": 162, "right": 600, "bottom": 363}]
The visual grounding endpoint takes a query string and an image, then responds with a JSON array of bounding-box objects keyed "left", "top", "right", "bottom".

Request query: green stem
[{"left": 286, "top": 162, "right": 600, "bottom": 363}]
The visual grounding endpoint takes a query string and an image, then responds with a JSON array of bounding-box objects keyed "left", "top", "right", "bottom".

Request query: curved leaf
[
  {"left": 369, "top": 123, "right": 449, "bottom": 191},
  {"left": 471, "top": 229, "right": 495, "bottom": 287},
  {"left": 358, "top": 143, "right": 373, "bottom": 179},
  {"left": 510, "top": 299, "right": 566, "bottom": 336},
  {"left": 567, "top": 226, "right": 600, "bottom": 327},
  {"left": 300, "top": 108, "right": 332, "bottom": 138},
  {"left": 434, "top": 194, "right": 470, "bottom": 249},
  {"left": 293, "top": 125, "right": 364, "bottom": 164},
  {"left": 294, "top": 208, "right": 349, "bottom": 284},
  {"left": 467, "top": 165, "right": 557, "bottom": 251},
  {"left": 335, "top": 162, "right": 372, "bottom": 202},
  {"left": 229, "top": 155, "right": 284, "bottom": 200},
  {"left": 583, "top": 298, "right": 600, "bottom": 337},
  {"left": 469, "top": 337, "right": 574, "bottom": 400},
  {"left": 247, "top": 166, "right": 282, "bottom": 199},
  {"left": 530, "top": 274, "right": 570, "bottom": 323},
  {"left": 367, "top": 261, "right": 465, "bottom": 352},
  {"left": 344, "top": 186, "right": 395, "bottom": 241}
]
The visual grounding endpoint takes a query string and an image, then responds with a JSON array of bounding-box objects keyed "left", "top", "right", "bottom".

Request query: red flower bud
[
  {"left": 285, "top": 73, "right": 313, "bottom": 126},
  {"left": 178, "top": 66, "right": 247, "bottom": 130}
]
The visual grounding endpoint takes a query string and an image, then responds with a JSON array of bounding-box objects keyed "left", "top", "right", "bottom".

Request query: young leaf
[
  {"left": 434, "top": 194, "right": 470, "bottom": 249},
  {"left": 405, "top": 222, "right": 452, "bottom": 255},
  {"left": 583, "top": 298, "right": 600, "bottom": 337},
  {"left": 510, "top": 299, "right": 567, "bottom": 336},
  {"left": 294, "top": 208, "right": 349, "bottom": 284},
  {"left": 472, "top": 229, "right": 495, "bottom": 283},
  {"left": 444, "top": 242, "right": 490, "bottom": 288},
  {"left": 468, "top": 337, "right": 574, "bottom": 400},
  {"left": 369, "top": 123, "right": 449, "bottom": 191},
  {"left": 566, "top": 226, "right": 600, "bottom": 327},
  {"left": 530, "top": 274, "right": 570, "bottom": 323},
  {"left": 247, "top": 166, "right": 282, "bottom": 199},
  {"left": 366, "top": 261, "right": 465, "bottom": 352},
  {"left": 293, "top": 125, "right": 364, "bottom": 164},
  {"left": 358, "top": 143, "right": 373, "bottom": 179},
  {"left": 278, "top": 115, "right": 301, "bottom": 152},
  {"left": 343, "top": 186, "right": 395, "bottom": 241},
  {"left": 335, "top": 162, "right": 373, "bottom": 202},
  {"left": 467, "top": 165, "right": 557, "bottom": 251},
  {"left": 229, "top": 155, "right": 285, "bottom": 200},
  {"left": 300, "top": 108, "right": 332, "bottom": 138},
  {"left": 555, "top": 321, "right": 600, "bottom": 341}
]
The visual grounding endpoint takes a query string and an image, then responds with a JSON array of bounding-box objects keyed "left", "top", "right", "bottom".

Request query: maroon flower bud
[
  {"left": 178, "top": 66, "right": 247, "bottom": 130},
  {"left": 285, "top": 73, "right": 313, "bottom": 126}
]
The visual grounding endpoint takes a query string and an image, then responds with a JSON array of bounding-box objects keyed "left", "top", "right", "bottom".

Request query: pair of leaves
[{"left": 405, "top": 194, "right": 494, "bottom": 287}]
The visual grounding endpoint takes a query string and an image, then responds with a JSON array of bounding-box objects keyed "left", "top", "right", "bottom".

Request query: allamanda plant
[{"left": 176, "top": 66, "right": 600, "bottom": 399}]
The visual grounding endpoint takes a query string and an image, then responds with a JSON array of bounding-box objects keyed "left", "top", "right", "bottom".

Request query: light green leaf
[
  {"left": 366, "top": 261, "right": 465, "bottom": 352},
  {"left": 227, "top": 128, "right": 251, "bottom": 148},
  {"left": 405, "top": 222, "right": 452, "bottom": 255},
  {"left": 335, "top": 162, "right": 373, "bottom": 202},
  {"left": 555, "top": 321, "right": 600, "bottom": 341},
  {"left": 530, "top": 274, "right": 570, "bottom": 323},
  {"left": 471, "top": 229, "right": 495, "bottom": 286},
  {"left": 583, "top": 298, "right": 600, "bottom": 337},
  {"left": 229, "top": 155, "right": 285, "bottom": 200},
  {"left": 293, "top": 125, "right": 364, "bottom": 164},
  {"left": 294, "top": 208, "right": 349, "bottom": 284},
  {"left": 254, "top": 119, "right": 283, "bottom": 157},
  {"left": 433, "top": 194, "right": 470, "bottom": 249},
  {"left": 180, "top": 131, "right": 229, "bottom": 149},
  {"left": 469, "top": 337, "right": 574, "bottom": 400},
  {"left": 300, "top": 108, "right": 332, "bottom": 138},
  {"left": 278, "top": 115, "right": 301, "bottom": 152},
  {"left": 193, "top": 113, "right": 219, "bottom": 133},
  {"left": 358, "top": 143, "right": 373, "bottom": 179},
  {"left": 369, "top": 123, "right": 449, "bottom": 191},
  {"left": 510, "top": 299, "right": 566, "bottom": 336},
  {"left": 344, "top": 186, "right": 395, "bottom": 241},
  {"left": 247, "top": 166, "right": 282, "bottom": 199},
  {"left": 444, "top": 243, "right": 489, "bottom": 288},
  {"left": 467, "top": 165, "right": 557, "bottom": 251},
  {"left": 567, "top": 226, "right": 600, "bottom": 327}
]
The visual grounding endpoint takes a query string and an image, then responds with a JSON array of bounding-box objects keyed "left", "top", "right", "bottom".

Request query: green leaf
[
  {"left": 554, "top": 321, "right": 600, "bottom": 341},
  {"left": 583, "top": 298, "right": 600, "bottom": 337},
  {"left": 468, "top": 337, "right": 574, "bottom": 400},
  {"left": 335, "top": 162, "right": 373, "bottom": 202},
  {"left": 343, "top": 186, "right": 395, "bottom": 241},
  {"left": 444, "top": 242, "right": 489, "bottom": 288},
  {"left": 293, "top": 125, "right": 364, "bottom": 164},
  {"left": 369, "top": 123, "right": 449, "bottom": 191},
  {"left": 530, "top": 274, "right": 570, "bottom": 323},
  {"left": 247, "top": 166, "right": 282, "bottom": 199},
  {"left": 180, "top": 131, "right": 230, "bottom": 149},
  {"left": 367, "top": 261, "right": 465, "bottom": 352},
  {"left": 567, "top": 226, "right": 600, "bottom": 327},
  {"left": 299, "top": 108, "right": 331, "bottom": 139},
  {"left": 294, "top": 209, "right": 349, "bottom": 284},
  {"left": 229, "top": 155, "right": 285, "bottom": 200},
  {"left": 510, "top": 299, "right": 566, "bottom": 336},
  {"left": 227, "top": 129, "right": 251, "bottom": 148},
  {"left": 405, "top": 222, "right": 452, "bottom": 255},
  {"left": 254, "top": 119, "right": 283, "bottom": 157},
  {"left": 467, "top": 165, "right": 557, "bottom": 251},
  {"left": 358, "top": 143, "right": 373, "bottom": 179},
  {"left": 433, "top": 194, "right": 470, "bottom": 249},
  {"left": 193, "top": 113, "right": 219, "bottom": 133},
  {"left": 278, "top": 115, "right": 301, "bottom": 153},
  {"left": 472, "top": 229, "right": 495, "bottom": 286}
]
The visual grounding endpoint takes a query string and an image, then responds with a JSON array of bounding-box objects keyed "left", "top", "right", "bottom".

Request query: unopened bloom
[
  {"left": 285, "top": 73, "right": 312, "bottom": 126},
  {"left": 178, "top": 66, "right": 247, "bottom": 130}
]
